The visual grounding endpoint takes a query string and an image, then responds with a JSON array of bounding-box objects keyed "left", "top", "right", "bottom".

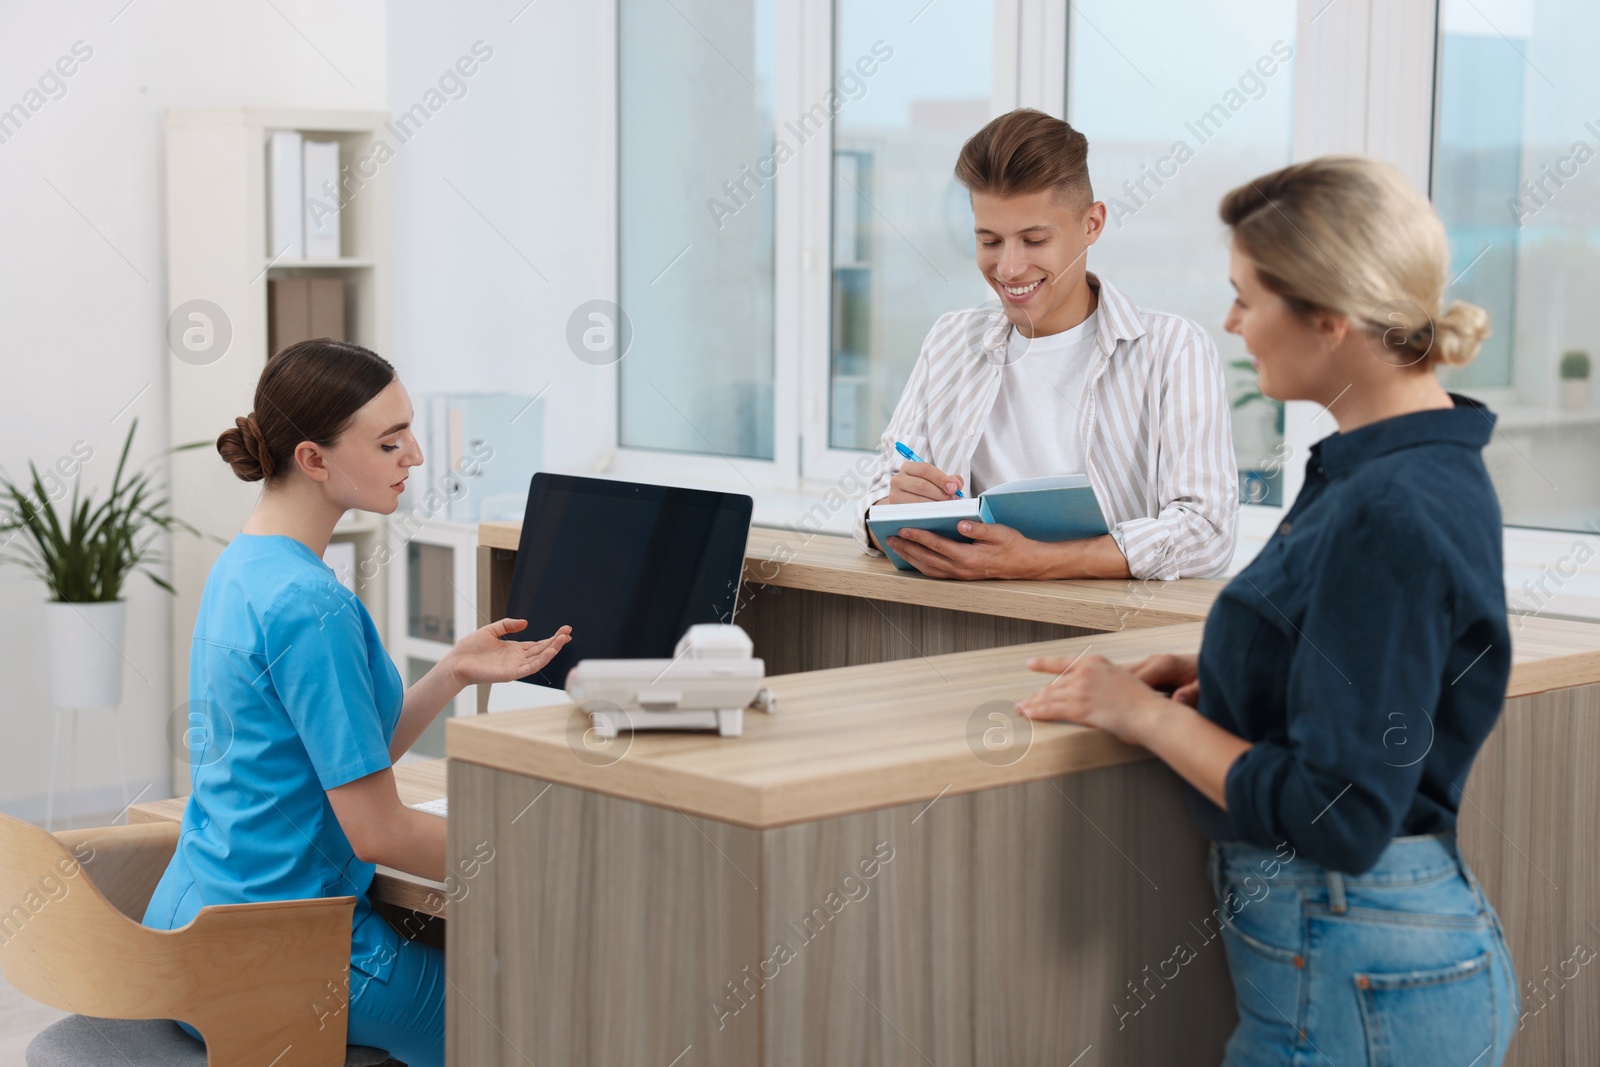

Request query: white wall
[
  {"left": 0, "top": 0, "right": 614, "bottom": 822},
  {"left": 385, "top": 0, "right": 613, "bottom": 476},
  {"left": 0, "top": 0, "right": 387, "bottom": 822}
]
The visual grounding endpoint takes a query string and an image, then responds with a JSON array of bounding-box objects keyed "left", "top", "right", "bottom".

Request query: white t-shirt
[{"left": 967, "top": 310, "right": 1100, "bottom": 496}]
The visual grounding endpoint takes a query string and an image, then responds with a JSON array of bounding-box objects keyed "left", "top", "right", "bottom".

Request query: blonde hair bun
[{"left": 1431, "top": 299, "right": 1491, "bottom": 369}]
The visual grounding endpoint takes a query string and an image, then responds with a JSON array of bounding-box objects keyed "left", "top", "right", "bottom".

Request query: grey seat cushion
[{"left": 27, "top": 1016, "right": 390, "bottom": 1066}]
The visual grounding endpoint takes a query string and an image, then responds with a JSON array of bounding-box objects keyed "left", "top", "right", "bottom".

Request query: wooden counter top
[
  {"left": 447, "top": 614, "right": 1600, "bottom": 829},
  {"left": 479, "top": 520, "right": 1225, "bottom": 631}
]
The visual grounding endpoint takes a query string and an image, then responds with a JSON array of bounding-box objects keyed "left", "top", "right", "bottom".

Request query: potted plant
[
  {"left": 0, "top": 419, "right": 210, "bottom": 709},
  {"left": 1560, "top": 349, "right": 1591, "bottom": 410},
  {"left": 1229, "top": 358, "right": 1286, "bottom": 501}
]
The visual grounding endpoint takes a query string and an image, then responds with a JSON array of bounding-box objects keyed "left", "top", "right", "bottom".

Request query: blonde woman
[{"left": 1018, "top": 157, "right": 1518, "bottom": 1065}]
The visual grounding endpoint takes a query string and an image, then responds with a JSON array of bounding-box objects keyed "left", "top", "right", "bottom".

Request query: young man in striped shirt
[{"left": 854, "top": 109, "right": 1238, "bottom": 581}]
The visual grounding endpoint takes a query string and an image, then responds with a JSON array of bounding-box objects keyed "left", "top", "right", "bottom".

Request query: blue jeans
[
  {"left": 1210, "top": 832, "right": 1518, "bottom": 1067},
  {"left": 176, "top": 926, "right": 444, "bottom": 1067}
]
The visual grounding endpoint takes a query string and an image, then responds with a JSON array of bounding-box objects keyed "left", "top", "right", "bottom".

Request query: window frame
[
  {"left": 1424, "top": 0, "right": 1600, "bottom": 605},
  {"left": 599, "top": 0, "right": 798, "bottom": 491},
  {"left": 596, "top": 0, "right": 1600, "bottom": 612},
  {"left": 797, "top": 0, "right": 1024, "bottom": 490}
]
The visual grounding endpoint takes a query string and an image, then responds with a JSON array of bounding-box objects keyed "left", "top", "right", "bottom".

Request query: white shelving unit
[
  {"left": 386, "top": 516, "right": 483, "bottom": 760},
  {"left": 165, "top": 108, "right": 394, "bottom": 789}
]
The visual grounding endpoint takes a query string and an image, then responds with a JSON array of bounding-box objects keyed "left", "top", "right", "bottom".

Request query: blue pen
[{"left": 894, "top": 441, "right": 964, "bottom": 498}]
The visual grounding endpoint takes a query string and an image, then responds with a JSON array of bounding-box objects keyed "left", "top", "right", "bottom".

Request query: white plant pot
[
  {"left": 1560, "top": 378, "right": 1590, "bottom": 411},
  {"left": 44, "top": 600, "right": 126, "bottom": 709}
]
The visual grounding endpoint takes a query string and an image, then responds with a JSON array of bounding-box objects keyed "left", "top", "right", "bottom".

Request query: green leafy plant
[
  {"left": 1560, "top": 350, "right": 1591, "bottom": 381},
  {"left": 0, "top": 419, "right": 214, "bottom": 602},
  {"left": 1229, "top": 358, "right": 1285, "bottom": 436}
]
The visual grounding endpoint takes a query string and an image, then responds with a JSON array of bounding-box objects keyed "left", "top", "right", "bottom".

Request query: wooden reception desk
[
  {"left": 116, "top": 523, "right": 1600, "bottom": 1065},
  {"left": 475, "top": 521, "right": 1227, "bottom": 692},
  {"left": 451, "top": 519, "right": 1600, "bottom": 1067}
]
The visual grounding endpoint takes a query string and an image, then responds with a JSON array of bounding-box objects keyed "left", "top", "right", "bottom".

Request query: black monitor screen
[{"left": 501, "top": 473, "right": 753, "bottom": 689}]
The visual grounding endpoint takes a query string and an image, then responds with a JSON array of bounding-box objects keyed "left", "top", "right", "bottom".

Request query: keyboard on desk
[{"left": 411, "top": 797, "right": 448, "bottom": 817}]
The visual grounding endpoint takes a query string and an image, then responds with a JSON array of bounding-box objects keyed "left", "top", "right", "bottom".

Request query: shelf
[
  {"left": 397, "top": 636, "right": 455, "bottom": 659},
  {"left": 1493, "top": 404, "right": 1600, "bottom": 431},
  {"left": 168, "top": 107, "right": 391, "bottom": 133},
  {"left": 265, "top": 257, "right": 375, "bottom": 270},
  {"left": 333, "top": 511, "right": 384, "bottom": 534},
  {"left": 168, "top": 106, "right": 394, "bottom": 794}
]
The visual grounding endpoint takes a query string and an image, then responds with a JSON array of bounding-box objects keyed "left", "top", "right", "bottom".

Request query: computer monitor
[{"left": 501, "top": 473, "right": 754, "bottom": 689}]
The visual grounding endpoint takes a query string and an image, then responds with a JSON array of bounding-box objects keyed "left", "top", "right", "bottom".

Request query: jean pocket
[
  {"left": 1217, "top": 886, "right": 1309, "bottom": 1041},
  {"left": 1355, "top": 951, "right": 1498, "bottom": 1067},
  {"left": 1220, "top": 922, "right": 1308, "bottom": 1045},
  {"left": 1217, "top": 880, "right": 1304, "bottom": 964},
  {"left": 1221, "top": 915, "right": 1303, "bottom": 966}
]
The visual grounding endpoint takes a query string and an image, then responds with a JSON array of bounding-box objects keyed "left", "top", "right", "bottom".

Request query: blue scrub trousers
[{"left": 347, "top": 932, "right": 446, "bottom": 1067}]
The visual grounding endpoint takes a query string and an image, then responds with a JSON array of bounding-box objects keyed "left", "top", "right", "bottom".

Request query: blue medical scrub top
[{"left": 142, "top": 533, "right": 404, "bottom": 981}]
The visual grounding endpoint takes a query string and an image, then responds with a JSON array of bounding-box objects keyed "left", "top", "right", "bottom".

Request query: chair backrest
[
  {"left": 0, "top": 814, "right": 358, "bottom": 1067},
  {"left": 52, "top": 821, "right": 181, "bottom": 921}
]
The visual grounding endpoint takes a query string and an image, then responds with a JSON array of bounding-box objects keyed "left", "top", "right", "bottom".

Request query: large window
[
  {"left": 826, "top": 1, "right": 995, "bottom": 451},
  {"left": 1066, "top": 2, "right": 1297, "bottom": 505},
  {"left": 618, "top": 0, "right": 778, "bottom": 460},
  {"left": 1435, "top": 0, "right": 1600, "bottom": 533},
  {"left": 606, "top": 0, "right": 1600, "bottom": 589},
  {"left": 616, "top": 2, "right": 1299, "bottom": 502}
]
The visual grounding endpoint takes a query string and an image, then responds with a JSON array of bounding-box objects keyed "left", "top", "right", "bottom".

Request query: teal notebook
[{"left": 866, "top": 474, "right": 1109, "bottom": 571}]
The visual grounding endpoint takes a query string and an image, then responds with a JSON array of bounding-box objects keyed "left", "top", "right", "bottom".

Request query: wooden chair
[{"left": 0, "top": 814, "right": 389, "bottom": 1066}]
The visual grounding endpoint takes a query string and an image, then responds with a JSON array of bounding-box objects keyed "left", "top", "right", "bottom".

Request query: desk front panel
[{"left": 445, "top": 757, "right": 1232, "bottom": 1067}]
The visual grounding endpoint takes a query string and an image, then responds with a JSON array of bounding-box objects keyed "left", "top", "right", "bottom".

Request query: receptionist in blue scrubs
[
  {"left": 1018, "top": 157, "right": 1520, "bottom": 1065},
  {"left": 142, "top": 338, "right": 571, "bottom": 1066}
]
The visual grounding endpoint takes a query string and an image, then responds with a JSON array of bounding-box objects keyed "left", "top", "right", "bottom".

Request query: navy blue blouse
[{"left": 1188, "top": 394, "right": 1511, "bottom": 874}]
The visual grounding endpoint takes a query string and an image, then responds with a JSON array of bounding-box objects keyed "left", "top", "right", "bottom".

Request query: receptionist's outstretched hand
[
  {"left": 446, "top": 619, "right": 572, "bottom": 687},
  {"left": 887, "top": 519, "right": 1042, "bottom": 580}
]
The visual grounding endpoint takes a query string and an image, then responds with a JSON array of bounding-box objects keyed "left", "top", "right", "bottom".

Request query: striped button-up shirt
[{"left": 852, "top": 273, "right": 1239, "bottom": 580}]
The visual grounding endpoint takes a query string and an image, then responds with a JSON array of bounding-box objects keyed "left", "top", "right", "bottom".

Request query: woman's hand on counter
[
  {"left": 1126, "top": 652, "right": 1201, "bottom": 707},
  {"left": 1018, "top": 650, "right": 1250, "bottom": 811},
  {"left": 445, "top": 619, "right": 573, "bottom": 687},
  {"left": 1015, "top": 653, "right": 1171, "bottom": 745}
]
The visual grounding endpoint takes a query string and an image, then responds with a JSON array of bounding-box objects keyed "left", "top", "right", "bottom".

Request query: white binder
[
  {"left": 302, "top": 139, "right": 341, "bottom": 259},
  {"left": 267, "top": 130, "right": 303, "bottom": 260}
]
